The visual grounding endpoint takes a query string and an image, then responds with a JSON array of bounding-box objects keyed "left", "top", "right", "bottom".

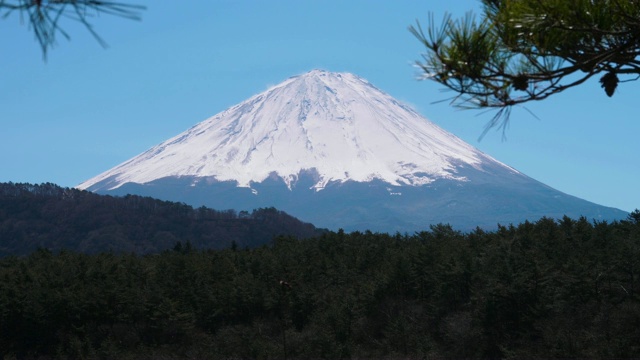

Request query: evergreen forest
[
  {"left": 1, "top": 199, "right": 639, "bottom": 358},
  {"left": 0, "top": 182, "right": 322, "bottom": 256}
]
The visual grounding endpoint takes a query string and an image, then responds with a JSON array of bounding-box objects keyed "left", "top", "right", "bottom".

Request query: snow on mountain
[
  {"left": 78, "top": 69, "right": 627, "bottom": 232},
  {"left": 78, "top": 69, "right": 517, "bottom": 192}
]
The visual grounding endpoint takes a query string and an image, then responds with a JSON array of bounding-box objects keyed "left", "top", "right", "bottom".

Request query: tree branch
[
  {"left": 1, "top": 0, "right": 145, "bottom": 59},
  {"left": 413, "top": 1, "right": 640, "bottom": 131}
]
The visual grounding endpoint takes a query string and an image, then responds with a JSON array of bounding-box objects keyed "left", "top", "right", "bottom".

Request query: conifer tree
[
  {"left": 412, "top": 0, "right": 640, "bottom": 133},
  {"left": 1, "top": 0, "right": 144, "bottom": 59}
]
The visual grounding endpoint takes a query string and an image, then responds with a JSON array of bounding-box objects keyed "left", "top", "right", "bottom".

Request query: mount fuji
[{"left": 78, "top": 70, "right": 626, "bottom": 232}]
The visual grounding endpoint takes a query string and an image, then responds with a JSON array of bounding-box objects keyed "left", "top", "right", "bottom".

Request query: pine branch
[
  {"left": 413, "top": 0, "right": 640, "bottom": 130},
  {"left": 1, "top": 0, "right": 145, "bottom": 59}
]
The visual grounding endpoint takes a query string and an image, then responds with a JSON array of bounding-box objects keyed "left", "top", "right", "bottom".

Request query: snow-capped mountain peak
[
  {"left": 78, "top": 69, "right": 514, "bottom": 192},
  {"left": 77, "top": 69, "right": 627, "bottom": 232}
]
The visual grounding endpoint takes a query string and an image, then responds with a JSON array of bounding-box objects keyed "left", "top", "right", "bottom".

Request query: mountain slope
[
  {"left": 78, "top": 70, "right": 627, "bottom": 231},
  {"left": 0, "top": 182, "right": 322, "bottom": 256}
]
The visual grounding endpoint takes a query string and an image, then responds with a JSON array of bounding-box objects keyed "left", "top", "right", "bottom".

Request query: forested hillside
[
  {"left": 0, "top": 182, "right": 322, "bottom": 256},
  {"left": 1, "top": 213, "right": 639, "bottom": 359}
]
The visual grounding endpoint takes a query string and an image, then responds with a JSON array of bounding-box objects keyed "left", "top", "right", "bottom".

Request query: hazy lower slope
[{"left": 103, "top": 164, "right": 627, "bottom": 232}]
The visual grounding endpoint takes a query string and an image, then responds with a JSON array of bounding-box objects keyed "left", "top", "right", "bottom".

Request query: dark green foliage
[
  {"left": 1, "top": 1, "right": 145, "bottom": 60},
  {"left": 0, "top": 182, "right": 323, "bottom": 256},
  {"left": 413, "top": 0, "right": 640, "bottom": 130},
  {"left": 1, "top": 213, "right": 639, "bottom": 359}
]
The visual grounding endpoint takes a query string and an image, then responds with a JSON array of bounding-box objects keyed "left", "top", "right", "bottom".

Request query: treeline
[
  {"left": 1, "top": 213, "right": 639, "bottom": 359},
  {"left": 0, "top": 182, "right": 322, "bottom": 256}
]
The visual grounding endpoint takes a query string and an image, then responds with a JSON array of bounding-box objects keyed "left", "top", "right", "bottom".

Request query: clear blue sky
[{"left": 1, "top": 1, "right": 638, "bottom": 213}]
